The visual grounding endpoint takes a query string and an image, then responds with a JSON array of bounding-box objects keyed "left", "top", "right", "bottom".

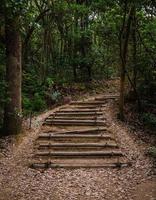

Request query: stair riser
[
  {"left": 56, "top": 109, "right": 101, "bottom": 112},
  {"left": 46, "top": 117, "right": 104, "bottom": 120},
  {"left": 37, "top": 135, "right": 113, "bottom": 139},
  {"left": 38, "top": 133, "right": 110, "bottom": 139},
  {"left": 70, "top": 102, "right": 106, "bottom": 105},
  {"left": 50, "top": 113, "right": 103, "bottom": 116},
  {"left": 37, "top": 138, "right": 115, "bottom": 143},
  {"left": 95, "top": 96, "right": 119, "bottom": 100},
  {"left": 39, "top": 128, "right": 108, "bottom": 136},
  {"left": 69, "top": 106, "right": 104, "bottom": 109},
  {"left": 43, "top": 122, "right": 106, "bottom": 126},
  {"left": 37, "top": 142, "right": 117, "bottom": 147},
  {"left": 36, "top": 154, "right": 123, "bottom": 159},
  {"left": 38, "top": 146, "right": 118, "bottom": 151},
  {"left": 31, "top": 163, "right": 129, "bottom": 169}
]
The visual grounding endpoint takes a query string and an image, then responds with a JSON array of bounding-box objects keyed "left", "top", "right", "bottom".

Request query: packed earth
[{"left": 0, "top": 94, "right": 155, "bottom": 200}]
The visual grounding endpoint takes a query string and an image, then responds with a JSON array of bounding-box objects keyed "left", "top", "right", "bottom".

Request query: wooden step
[
  {"left": 69, "top": 105, "right": 105, "bottom": 109},
  {"left": 95, "top": 95, "right": 119, "bottom": 101},
  {"left": 46, "top": 116, "right": 104, "bottom": 120},
  {"left": 31, "top": 162, "right": 130, "bottom": 169},
  {"left": 37, "top": 134, "right": 115, "bottom": 143},
  {"left": 38, "top": 127, "right": 108, "bottom": 137},
  {"left": 50, "top": 112, "right": 103, "bottom": 116},
  {"left": 70, "top": 101, "right": 106, "bottom": 105},
  {"left": 36, "top": 150, "right": 123, "bottom": 158},
  {"left": 43, "top": 119, "right": 106, "bottom": 126},
  {"left": 56, "top": 109, "right": 102, "bottom": 112},
  {"left": 38, "top": 134, "right": 113, "bottom": 139},
  {"left": 37, "top": 142, "right": 119, "bottom": 150}
]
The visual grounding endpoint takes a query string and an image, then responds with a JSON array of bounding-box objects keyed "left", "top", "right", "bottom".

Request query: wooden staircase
[{"left": 31, "top": 95, "right": 130, "bottom": 168}]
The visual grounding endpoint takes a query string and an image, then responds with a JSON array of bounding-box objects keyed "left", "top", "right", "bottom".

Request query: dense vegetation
[{"left": 0, "top": 0, "right": 156, "bottom": 135}]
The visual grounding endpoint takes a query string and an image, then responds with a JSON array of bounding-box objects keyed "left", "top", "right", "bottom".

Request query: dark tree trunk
[
  {"left": 3, "top": 16, "right": 22, "bottom": 135},
  {"left": 119, "top": 4, "right": 134, "bottom": 120},
  {"left": 132, "top": 7, "right": 137, "bottom": 88},
  {"left": 73, "top": 64, "right": 77, "bottom": 81},
  {"left": 87, "top": 65, "right": 92, "bottom": 81}
]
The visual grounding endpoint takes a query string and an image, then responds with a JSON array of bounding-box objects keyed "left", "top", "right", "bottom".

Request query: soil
[
  {"left": 0, "top": 92, "right": 155, "bottom": 200},
  {"left": 133, "top": 179, "right": 156, "bottom": 200}
]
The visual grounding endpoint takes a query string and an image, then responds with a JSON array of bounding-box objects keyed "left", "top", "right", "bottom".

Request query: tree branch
[
  {"left": 137, "top": 29, "right": 156, "bottom": 65},
  {"left": 23, "top": 8, "right": 50, "bottom": 48}
]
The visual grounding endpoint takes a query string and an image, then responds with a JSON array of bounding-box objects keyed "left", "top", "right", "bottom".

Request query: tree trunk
[
  {"left": 119, "top": 4, "right": 134, "bottom": 120},
  {"left": 3, "top": 16, "right": 22, "bottom": 135},
  {"left": 132, "top": 7, "right": 137, "bottom": 88}
]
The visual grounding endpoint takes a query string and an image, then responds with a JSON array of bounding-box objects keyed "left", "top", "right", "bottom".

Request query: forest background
[{"left": 0, "top": 0, "right": 155, "bottom": 136}]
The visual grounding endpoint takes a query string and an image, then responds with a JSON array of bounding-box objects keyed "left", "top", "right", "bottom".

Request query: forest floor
[{"left": 0, "top": 80, "right": 155, "bottom": 200}]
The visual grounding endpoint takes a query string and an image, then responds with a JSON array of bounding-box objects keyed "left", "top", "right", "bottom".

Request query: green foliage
[
  {"left": 46, "top": 78, "right": 54, "bottom": 87},
  {"left": 51, "top": 91, "right": 62, "bottom": 102},
  {"left": 23, "top": 92, "right": 46, "bottom": 113},
  {"left": 23, "top": 95, "right": 31, "bottom": 111},
  {"left": 32, "top": 93, "right": 46, "bottom": 112},
  {"left": 4, "top": 0, "right": 29, "bottom": 17},
  {"left": 141, "top": 113, "right": 156, "bottom": 129},
  {"left": 0, "top": 0, "right": 156, "bottom": 133}
]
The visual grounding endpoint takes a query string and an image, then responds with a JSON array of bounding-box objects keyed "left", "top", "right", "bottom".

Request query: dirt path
[{"left": 0, "top": 94, "right": 155, "bottom": 200}]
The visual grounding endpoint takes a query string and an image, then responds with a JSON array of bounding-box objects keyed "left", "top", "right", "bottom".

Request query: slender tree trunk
[
  {"left": 119, "top": 4, "right": 134, "bottom": 120},
  {"left": 119, "top": 61, "right": 126, "bottom": 120},
  {"left": 132, "top": 8, "right": 137, "bottom": 88},
  {"left": 73, "top": 64, "right": 77, "bottom": 81},
  {"left": 71, "top": 18, "right": 77, "bottom": 82},
  {"left": 3, "top": 16, "right": 22, "bottom": 135}
]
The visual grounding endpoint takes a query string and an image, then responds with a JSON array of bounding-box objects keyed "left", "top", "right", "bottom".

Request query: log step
[
  {"left": 57, "top": 109, "right": 102, "bottom": 112},
  {"left": 37, "top": 134, "right": 113, "bottom": 139},
  {"left": 36, "top": 150, "right": 123, "bottom": 158},
  {"left": 43, "top": 119, "right": 106, "bottom": 126},
  {"left": 46, "top": 116, "right": 104, "bottom": 120},
  {"left": 38, "top": 127, "right": 108, "bottom": 138},
  {"left": 31, "top": 162, "right": 130, "bottom": 169},
  {"left": 37, "top": 142, "right": 118, "bottom": 149},
  {"left": 95, "top": 95, "right": 119, "bottom": 101},
  {"left": 69, "top": 105, "right": 105, "bottom": 109},
  {"left": 32, "top": 157, "right": 127, "bottom": 167},
  {"left": 70, "top": 101, "right": 106, "bottom": 105},
  {"left": 50, "top": 112, "right": 103, "bottom": 116}
]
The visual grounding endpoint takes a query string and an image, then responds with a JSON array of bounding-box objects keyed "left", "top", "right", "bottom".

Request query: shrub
[
  {"left": 51, "top": 91, "right": 62, "bottom": 102},
  {"left": 23, "top": 96, "right": 32, "bottom": 110},
  {"left": 141, "top": 112, "right": 156, "bottom": 130},
  {"left": 32, "top": 93, "right": 46, "bottom": 112}
]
